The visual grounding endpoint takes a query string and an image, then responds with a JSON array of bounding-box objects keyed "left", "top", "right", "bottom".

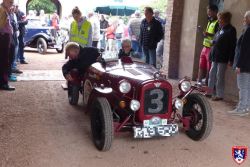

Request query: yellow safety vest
[
  {"left": 203, "top": 20, "right": 218, "bottom": 48},
  {"left": 70, "top": 20, "right": 91, "bottom": 47}
]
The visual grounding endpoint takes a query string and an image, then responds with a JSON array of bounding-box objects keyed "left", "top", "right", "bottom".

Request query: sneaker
[
  {"left": 238, "top": 108, "right": 250, "bottom": 117},
  {"left": 9, "top": 75, "right": 17, "bottom": 82},
  {"left": 196, "top": 81, "right": 202, "bottom": 86},
  {"left": 228, "top": 108, "right": 248, "bottom": 115},
  {"left": 20, "top": 60, "right": 28, "bottom": 64},
  {"left": 12, "top": 68, "right": 23, "bottom": 74}
]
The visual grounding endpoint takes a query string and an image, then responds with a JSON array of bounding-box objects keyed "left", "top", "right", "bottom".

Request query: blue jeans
[
  {"left": 116, "top": 39, "right": 122, "bottom": 51},
  {"left": 142, "top": 47, "right": 156, "bottom": 67},
  {"left": 12, "top": 40, "right": 19, "bottom": 70},
  {"left": 131, "top": 40, "right": 142, "bottom": 57},
  {"left": 237, "top": 73, "right": 250, "bottom": 109},
  {"left": 17, "top": 35, "right": 25, "bottom": 61},
  {"left": 100, "top": 33, "right": 106, "bottom": 49},
  {"left": 208, "top": 62, "right": 227, "bottom": 98}
]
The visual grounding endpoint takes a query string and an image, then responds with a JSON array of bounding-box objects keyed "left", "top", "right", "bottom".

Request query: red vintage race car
[{"left": 67, "top": 53, "right": 213, "bottom": 151}]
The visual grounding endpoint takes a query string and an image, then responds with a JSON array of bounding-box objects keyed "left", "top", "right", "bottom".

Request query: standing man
[
  {"left": 197, "top": 4, "right": 219, "bottom": 85},
  {"left": 88, "top": 12, "right": 100, "bottom": 48},
  {"left": 128, "top": 11, "right": 142, "bottom": 57},
  {"left": 16, "top": 5, "right": 28, "bottom": 64},
  {"left": 139, "top": 7, "right": 163, "bottom": 67},
  {"left": 0, "top": 0, "right": 15, "bottom": 90},
  {"left": 99, "top": 14, "right": 109, "bottom": 49},
  {"left": 70, "top": 7, "right": 92, "bottom": 48},
  {"left": 207, "top": 11, "right": 236, "bottom": 101}
]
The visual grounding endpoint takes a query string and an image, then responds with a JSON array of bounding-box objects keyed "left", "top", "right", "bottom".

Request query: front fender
[
  {"left": 87, "top": 87, "right": 113, "bottom": 110},
  {"left": 25, "top": 33, "right": 52, "bottom": 47}
]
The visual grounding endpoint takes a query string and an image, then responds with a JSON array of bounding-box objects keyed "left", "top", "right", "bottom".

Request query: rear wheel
[
  {"left": 183, "top": 93, "right": 213, "bottom": 141},
  {"left": 91, "top": 97, "right": 113, "bottom": 151},
  {"left": 37, "top": 38, "right": 47, "bottom": 54},
  {"left": 68, "top": 84, "right": 79, "bottom": 105}
]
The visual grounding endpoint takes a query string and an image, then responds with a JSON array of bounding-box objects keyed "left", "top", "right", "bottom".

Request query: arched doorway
[{"left": 26, "top": 0, "right": 62, "bottom": 18}]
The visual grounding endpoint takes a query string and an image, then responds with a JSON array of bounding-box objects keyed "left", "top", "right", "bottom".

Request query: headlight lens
[
  {"left": 175, "top": 99, "right": 184, "bottom": 110},
  {"left": 130, "top": 100, "right": 140, "bottom": 112},
  {"left": 180, "top": 80, "right": 191, "bottom": 92},
  {"left": 119, "top": 81, "right": 131, "bottom": 94}
]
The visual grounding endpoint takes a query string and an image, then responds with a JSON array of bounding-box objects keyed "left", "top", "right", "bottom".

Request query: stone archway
[{"left": 25, "top": 0, "right": 62, "bottom": 17}]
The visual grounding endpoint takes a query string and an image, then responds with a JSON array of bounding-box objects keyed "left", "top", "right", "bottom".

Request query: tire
[
  {"left": 68, "top": 84, "right": 79, "bottom": 105},
  {"left": 37, "top": 38, "right": 47, "bottom": 54},
  {"left": 182, "top": 93, "right": 213, "bottom": 141},
  {"left": 91, "top": 97, "right": 113, "bottom": 151},
  {"left": 56, "top": 44, "right": 64, "bottom": 53},
  {"left": 83, "top": 79, "right": 92, "bottom": 106}
]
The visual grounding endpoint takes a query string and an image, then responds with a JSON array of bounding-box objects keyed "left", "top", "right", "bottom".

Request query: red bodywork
[{"left": 73, "top": 57, "right": 188, "bottom": 133}]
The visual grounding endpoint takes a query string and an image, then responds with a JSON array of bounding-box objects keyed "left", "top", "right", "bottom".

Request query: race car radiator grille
[{"left": 144, "top": 88, "right": 169, "bottom": 115}]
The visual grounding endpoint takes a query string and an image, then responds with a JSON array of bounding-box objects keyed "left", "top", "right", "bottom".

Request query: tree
[
  {"left": 139, "top": 0, "right": 168, "bottom": 17},
  {"left": 27, "top": 0, "right": 57, "bottom": 15}
]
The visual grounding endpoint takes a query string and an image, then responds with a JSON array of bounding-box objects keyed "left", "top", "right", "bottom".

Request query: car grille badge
[{"left": 154, "top": 83, "right": 161, "bottom": 88}]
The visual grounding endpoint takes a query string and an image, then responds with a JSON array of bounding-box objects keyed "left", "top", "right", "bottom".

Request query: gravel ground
[{"left": 0, "top": 49, "right": 249, "bottom": 167}]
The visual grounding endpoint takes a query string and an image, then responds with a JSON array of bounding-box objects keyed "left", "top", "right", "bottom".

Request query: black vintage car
[{"left": 24, "top": 19, "right": 68, "bottom": 54}]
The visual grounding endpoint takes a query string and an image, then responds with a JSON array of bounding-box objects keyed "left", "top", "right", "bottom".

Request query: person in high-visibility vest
[
  {"left": 197, "top": 4, "right": 219, "bottom": 86},
  {"left": 70, "top": 7, "right": 92, "bottom": 48}
]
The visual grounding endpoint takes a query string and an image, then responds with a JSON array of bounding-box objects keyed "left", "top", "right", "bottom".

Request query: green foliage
[
  {"left": 139, "top": 0, "right": 168, "bottom": 17},
  {"left": 27, "top": 0, "right": 57, "bottom": 14}
]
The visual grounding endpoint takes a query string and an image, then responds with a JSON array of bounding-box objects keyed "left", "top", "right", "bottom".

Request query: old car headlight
[
  {"left": 130, "top": 100, "right": 140, "bottom": 112},
  {"left": 119, "top": 80, "right": 131, "bottom": 94},
  {"left": 175, "top": 99, "right": 184, "bottom": 110},
  {"left": 180, "top": 80, "right": 191, "bottom": 92}
]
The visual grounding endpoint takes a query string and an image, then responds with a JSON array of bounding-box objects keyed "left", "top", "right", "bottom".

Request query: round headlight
[
  {"left": 130, "top": 100, "right": 140, "bottom": 112},
  {"left": 119, "top": 81, "right": 131, "bottom": 94},
  {"left": 180, "top": 80, "right": 191, "bottom": 92},
  {"left": 175, "top": 99, "right": 184, "bottom": 110}
]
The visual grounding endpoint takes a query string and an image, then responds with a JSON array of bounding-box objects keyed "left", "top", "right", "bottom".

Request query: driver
[{"left": 62, "top": 42, "right": 100, "bottom": 81}]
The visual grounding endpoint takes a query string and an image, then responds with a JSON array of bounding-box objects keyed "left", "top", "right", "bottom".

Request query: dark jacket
[
  {"left": 118, "top": 48, "right": 140, "bottom": 59},
  {"left": 209, "top": 24, "right": 237, "bottom": 63},
  {"left": 10, "top": 13, "right": 19, "bottom": 45},
  {"left": 16, "top": 10, "right": 28, "bottom": 36},
  {"left": 62, "top": 46, "right": 100, "bottom": 77},
  {"left": 139, "top": 17, "right": 163, "bottom": 49},
  {"left": 233, "top": 25, "right": 250, "bottom": 73}
]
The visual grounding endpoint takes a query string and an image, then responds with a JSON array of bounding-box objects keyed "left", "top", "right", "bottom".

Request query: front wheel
[
  {"left": 91, "top": 97, "right": 113, "bottom": 151},
  {"left": 56, "top": 44, "right": 64, "bottom": 53},
  {"left": 37, "top": 38, "right": 47, "bottom": 54},
  {"left": 182, "top": 93, "right": 213, "bottom": 141},
  {"left": 68, "top": 84, "right": 79, "bottom": 105}
]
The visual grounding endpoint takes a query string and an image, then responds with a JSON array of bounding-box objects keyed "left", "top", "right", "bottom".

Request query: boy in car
[
  {"left": 62, "top": 42, "right": 100, "bottom": 81},
  {"left": 118, "top": 39, "right": 140, "bottom": 59}
]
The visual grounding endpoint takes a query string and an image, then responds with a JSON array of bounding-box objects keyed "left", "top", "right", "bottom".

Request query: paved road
[{"left": 0, "top": 50, "right": 249, "bottom": 167}]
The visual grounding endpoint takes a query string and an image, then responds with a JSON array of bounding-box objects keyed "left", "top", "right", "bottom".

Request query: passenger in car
[
  {"left": 118, "top": 39, "right": 140, "bottom": 59},
  {"left": 62, "top": 42, "right": 100, "bottom": 81}
]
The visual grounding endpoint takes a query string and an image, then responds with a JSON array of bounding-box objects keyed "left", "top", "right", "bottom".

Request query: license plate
[{"left": 133, "top": 124, "right": 178, "bottom": 138}]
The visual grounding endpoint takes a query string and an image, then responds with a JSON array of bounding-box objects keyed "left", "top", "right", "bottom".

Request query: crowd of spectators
[
  {"left": 196, "top": 4, "right": 250, "bottom": 116},
  {"left": 0, "top": 0, "right": 28, "bottom": 91}
]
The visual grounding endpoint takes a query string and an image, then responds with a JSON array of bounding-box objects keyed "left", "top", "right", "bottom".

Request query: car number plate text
[{"left": 133, "top": 124, "right": 178, "bottom": 138}]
